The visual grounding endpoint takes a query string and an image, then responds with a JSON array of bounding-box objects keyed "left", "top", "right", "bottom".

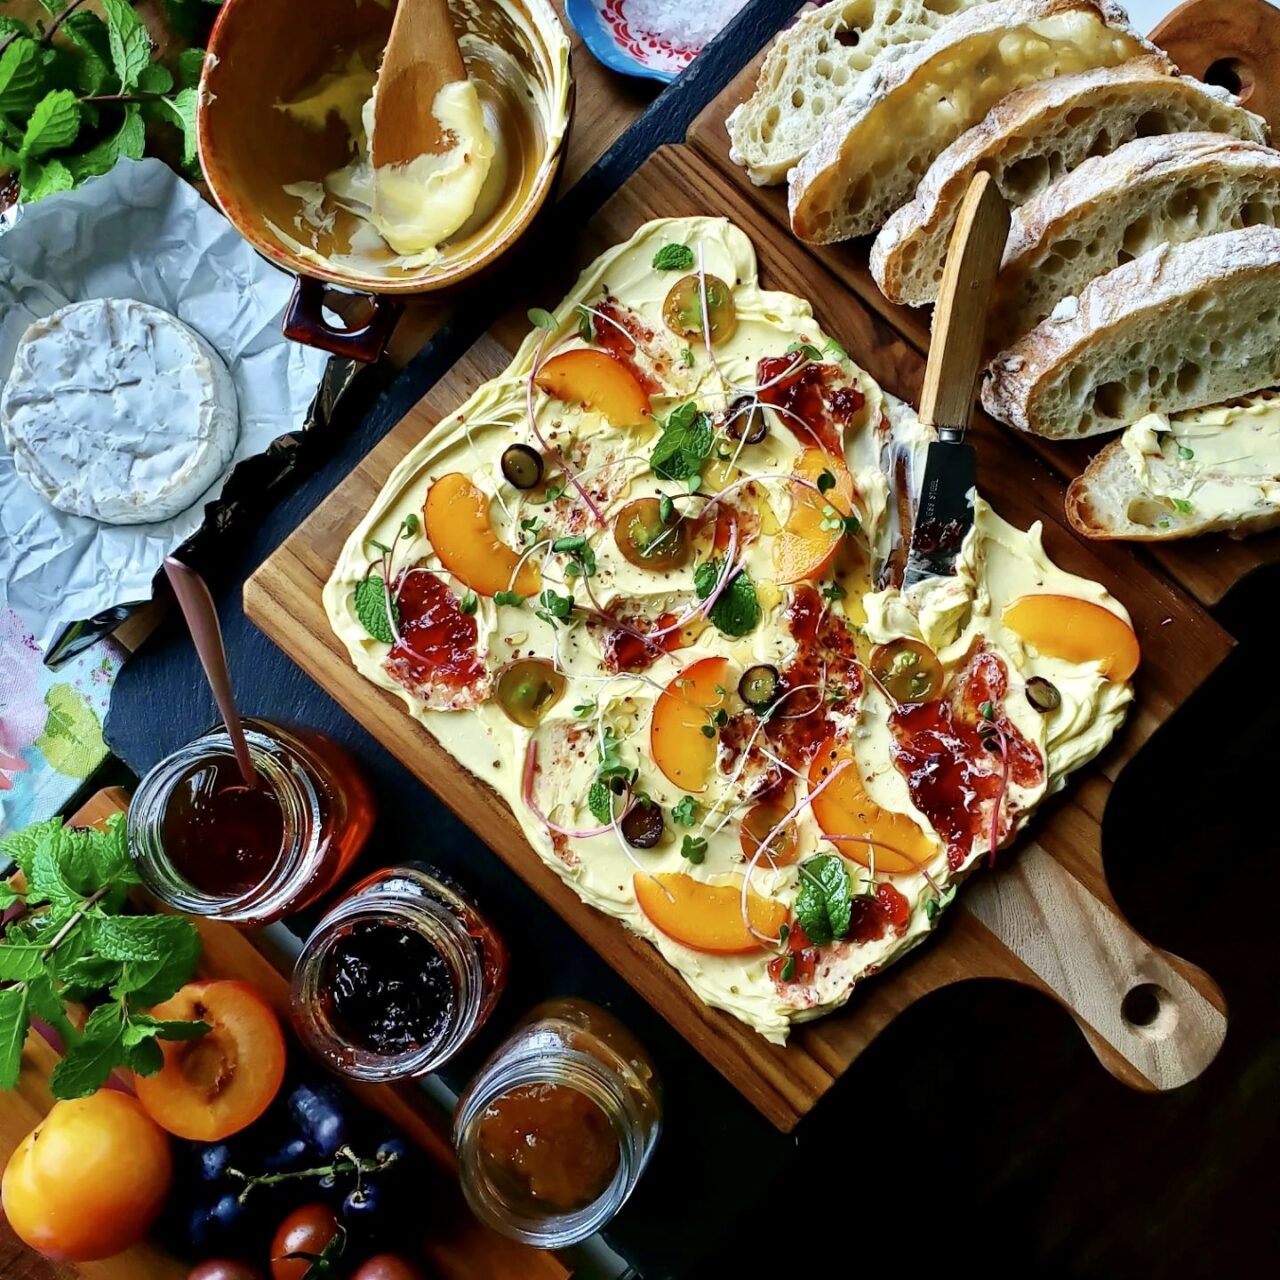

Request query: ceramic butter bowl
[{"left": 198, "top": 0, "right": 573, "bottom": 359}]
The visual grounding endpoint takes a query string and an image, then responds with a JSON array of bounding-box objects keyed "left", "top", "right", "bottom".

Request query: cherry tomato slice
[
  {"left": 663, "top": 274, "right": 737, "bottom": 346},
  {"left": 613, "top": 497, "right": 690, "bottom": 572},
  {"left": 870, "top": 638, "right": 943, "bottom": 705}
]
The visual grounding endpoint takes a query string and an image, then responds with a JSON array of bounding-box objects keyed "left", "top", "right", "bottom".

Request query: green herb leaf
[
  {"left": 978, "top": 700, "right": 995, "bottom": 721},
  {"left": 459, "top": 590, "right": 479, "bottom": 616},
  {"left": 18, "top": 155, "right": 73, "bottom": 203},
  {"left": 126, "top": 1037, "right": 164, "bottom": 1076},
  {"left": 65, "top": 103, "right": 144, "bottom": 180},
  {"left": 123, "top": 1013, "right": 209, "bottom": 1046},
  {"left": 588, "top": 780, "right": 613, "bottom": 825},
  {"left": 652, "top": 243, "right": 694, "bottom": 272},
  {"left": 0, "top": 39, "right": 44, "bottom": 117},
  {"left": 0, "top": 883, "right": 22, "bottom": 910},
  {"left": 25, "top": 974, "right": 75, "bottom": 1046},
  {"left": 780, "top": 955, "right": 796, "bottom": 981},
  {"left": 0, "top": 819, "right": 61, "bottom": 881},
  {"left": 354, "top": 575, "right": 397, "bottom": 644},
  {"left": 50, "top": 1004, "right": 124, "bottom": 1100},
  {"left": 658, "top": 494, "right": 675, "bottom": 526},
  {"left": 821, "top": 581, "right": 846, "bottom": 602},
  {"left": 1172, "top": 498, "right": 1194, "bottom": 514},
  {"left": 89, "top": 914, "right": 197, "bottom": 966},
  {"left": 693, "top": 559, "right": 761, "bottom": 638},
  {"left": 28, "top": 841, "right": 84, "bottom": 914},
  {"left": 0, "top": 944, "right": 48, "bottom": 982},
  {"left": 671, "top": 796, "right": 698, "bottom": 826},
  {"left": 680, "top": 835, "right": 708, "bottom": 865},
  {"left": 794, "top": 854, "right": 852, "bottom": 947},
  {"left": 494, "top": 590, "right": 525, "bottom": 608},
  {"left": 823, "top": 337, "right": 849, "bottom": 362},
  {"left": 157, "top": 85, "right": 199, "bottom": 171},
  {"left": 101, "top": 0, "right": 152, "bottom": 92},
  {"left": 786, "top": 341, "right": 823, "bottom": 362},
  {"left": 527, "top": 307, "right": 558, "bottom": 332},
  {"left": 925, "top": 885, "right": 956, "bottom": 922},
  {"left": 0, "top": 987, "right": 31, "bottom": 1091},
  {"left": 574, "top": 700, "right": 596, "bottom": 719},
  {"left": 680, "top": 346, "right": 695, "bottom": 368},
  {"left": 20, "top": 90, "right": 80, "bottom": 160},
  {"left": 176, "top": 47, "right": 208, "bottom": 91},
  {"left": 574, "top": 304, "right": 594, "bottom": 343},
  {"left": 61, "top": 11, "right": 113, "bottom": 97},
  {"left": 651, "top": 402, "right": 713, "bottom": 483},
  {"left": 1177, "top": 445, "right": 1195, "bottom": 461},
  {"left": 816, "top": 469, "right": 836, "bottom": 493},
  {"left": 536, "top": 589, "right": 574, "bottom": 625}
]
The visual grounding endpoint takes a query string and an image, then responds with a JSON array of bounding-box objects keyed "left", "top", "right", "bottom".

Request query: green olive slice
[{"left": 501, "top": 444, "right": 544, "bottom": 490}]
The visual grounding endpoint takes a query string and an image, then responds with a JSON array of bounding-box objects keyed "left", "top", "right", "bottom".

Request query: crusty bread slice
[
  {"left": 726, "top": 0, "right": 995, "bottom": 187},
  {"left": 1066, "top": 391, "right": 1280, "bottom": 540},
  {"left": 872, "top": 61, "right": 1268, "bottom": 306},
  {"left": 991, "top": 134, "right": 1280, "bottom": 350},
  {"left": 788, "top": 0, "right": 1158, "bottom": 245},
  {"left": 982, "top": 227, "right": 1280, "bottom": 439}
]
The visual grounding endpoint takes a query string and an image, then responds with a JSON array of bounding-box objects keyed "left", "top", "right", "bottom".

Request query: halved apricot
[
  {"left": 534, "top": 349, "right": 651, "bottom": 426},
  {"left": 773, "top": 449, "right": 856, "bottom": 584},
  {"left": 808, "top": 737, "right": 935, "bottom": 876},
  {"left": 650, "top": 656, "right": 730, "bottom": 793},
  {"left": 1003, "top": 594, "right": 1140, "bottom": 681},
  {"left": 634, "top": 873, "right": 787, "bottom": 953},
  {"left": 134, "top": 980, "right": 287, "bottom": 1142},
  {"left": 424, "top": 472, "right": 541, "bottom": 599}
]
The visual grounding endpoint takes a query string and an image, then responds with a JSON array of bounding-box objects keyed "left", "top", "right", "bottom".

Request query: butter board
[
  {"left": 246, "top": 145, "right": 1230, "bottom": 1132},
  {"left": 0, "top": 789, "right": 571, "bottom": 1280},
  {"left": 684, "top": 6, "right": 1280, "bottom": 609}
]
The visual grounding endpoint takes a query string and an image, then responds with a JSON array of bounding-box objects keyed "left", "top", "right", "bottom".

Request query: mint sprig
[
  {"left": 794, "top": 853, "right": 852, "bottom": 946},
  {"left": 0, "top": 815, "right": 207, "bottom": 1097},
  {"left": 693, "top": 559, "right": 761, "bottom": 638},
  {"left": 651, "top": 402, "right": 712, "bottom": 484}
]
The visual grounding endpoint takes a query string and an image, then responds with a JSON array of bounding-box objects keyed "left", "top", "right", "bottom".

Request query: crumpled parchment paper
[{"left": 0, "top": 158, "right": 330, "bottom": 655}]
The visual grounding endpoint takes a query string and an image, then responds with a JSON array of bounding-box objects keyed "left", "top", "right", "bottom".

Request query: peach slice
[
  {"left": 809, "top": 737, "right": 935, "bottom": 876},
  {"left": 1003, "top": 594, "right": 1140, "bottom": 681},
  {"left": 634, "top": 873, "right": 788, "bottom": 953},
  {"left": 424, "top": 472, "right": 540, "bottom": 599},
  {"left": 650, "top": 656, "right": 730, "bottom": 793},
  {"left": 534, "top": 349, "right": 652, "bottom": 427},
  {"left": 773, "top": 448, "right": 856, "bottom": 585}
]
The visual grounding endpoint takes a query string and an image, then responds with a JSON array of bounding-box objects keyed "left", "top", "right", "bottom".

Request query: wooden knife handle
[
  {"left": 920, "top": 172, "right": 1011, "bottom": 431},
  {"left": 1151, "top": 0, "right": 1280, "bottom": 134}
]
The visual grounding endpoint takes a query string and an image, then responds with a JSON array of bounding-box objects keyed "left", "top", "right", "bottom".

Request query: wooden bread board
[
  {"left": 685, "top": 0, "right": 1280, "bottom": 610},
  {"left": 0, "top": 788, "right": 570, "bottom": 1280},
  {"left": 246, "top": 143, "right": 1229, "bottom": 1132}
]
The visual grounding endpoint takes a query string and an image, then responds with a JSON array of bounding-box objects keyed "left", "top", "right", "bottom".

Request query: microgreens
[
  {"left": 1172, "top": 498, "right": 1194, "bottom": 514},
  {"left": 819, "top": 506, "right": 861, "bottom": 536},
  {"left": 574, "top": 304, "right": 595, "bottom": 343},
  {"left": 459, "top": 590, "right": 479, "bottom": 616},
  {"left": 1177, "top": 445, "right": 1195, "bottom": 461},
  {"left": 671, "top": 796, "right": 699, "bottom": 826},
  {"left": 680, "top": 347, "right": 695, "bottom": 368},
  {"left": 527, "top": 306, "right": 558, "bottom": 332},
  {"left": 494, "top": 590, "right": 525, "bottom": 608},
  {"left": 786, "top": 341, "right": 824, "bottom": 362},
  {"left": 680, "top": 834, "right": 708, "bottom": 865},
  {"left": 821, "top": 581, "right": 846, "bottom": 602},
  {"left": 536, "top": 589, "right": 575, "bottom": 626},
  {"left": 823, "top": 337, "right": 850, "bottom": 362}
]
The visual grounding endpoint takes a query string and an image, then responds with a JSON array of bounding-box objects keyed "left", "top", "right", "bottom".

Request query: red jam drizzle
[
  {"left": 768, "top": 922, "right": 818, "bottom": 986},
  {"left": 755, "top": 355, "right": 866, "bottom": 456},
  {"left": 771, "top": 886, "right": 910, "bottom": 987},
  {"left": 600, "top": 611, "right": 685, "bottom": 674},
  {"left": 889, "top": 649, "right": 1043, "bottom": 870},
  {"left": 593, "top": 298, "right": 664, "bottom": 395},
  {"left": 385, "top": 565, "right": 487, "bottom": 699}
]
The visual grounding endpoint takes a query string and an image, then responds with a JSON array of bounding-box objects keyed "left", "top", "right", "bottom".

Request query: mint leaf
[
  {"left": 137, "top": 62, "right": 174, "bottom": 94},
  {"left": 28, "top": 841, "right": 83, "bottom": 913},
  {"left": 0, "top": 944, "right": 47, "bottom": 982},
  {"left": 25, "top": 974, "right": 76, "bottom": 1046},
  {"left": 0, "top": 39, "right": 44, "bottom": 116},
  {"left": 101, "top": 0, "right": 152, "bottom": 92},
  {"left": 124, "top": 1014, "right": 209, "bottom": 1045},
  {"left": 20, "top": 89, "right": 81, "bottom": 160},
  {"left": 652, "top": 243, "right": 694, "bottom": 272},
  {"left": 794, "top": 854, "right": 851, "bottom": 946},
  {"left": 50, "top": 1004, "right": 123, "bottom": 1100},
  {"left": 0, "top": 883, "right": 21, "bottom": 910},
  {"left": 0, "top": 819, "right": 62, "bottom": 880},
  {"left": 62, "top": 10, "right": 114, "bottom": 96},
  {"left": 651, "top": 402, "right": 712, "bottom": 483},
  {"left": 354, "top": 575, "right": 397, "bottom": 644},
  {"left": 58, "top": 955, "right": 124, "bottom": 1002},
  {"left": 115, "top": 928, "right": 201, "bottom": 1006},
  {"left": 177, "top": 48, "right": 207, "bottom": 91},
  {"left": 671, "top": 796, "right": 698, "bottom": 826},
  {"left": 126, "top": 1037, "right": 164, "bottom": 1076},
  {"left": 89, "top": 914, "right": 197, "bottom": 966},
  {"left": 588, "top": 780, "right": 612, "bottom": 825},
  {"left": 157, "top": 86, "right": 198, "bottom": 170},
  {"left": 0, "top": 987, "right": 30, "bottom": 1091},
  {"left": 694, "top": 560, "right": 761, "bottom": 638}
]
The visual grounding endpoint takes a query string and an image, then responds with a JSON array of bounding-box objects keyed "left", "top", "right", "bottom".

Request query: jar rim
[
  {"left": 292, "top": 891, "right": 486, "bottom": 1080},
  {"left": 127, "top": 723, "right": 321, "bottom": 923}
]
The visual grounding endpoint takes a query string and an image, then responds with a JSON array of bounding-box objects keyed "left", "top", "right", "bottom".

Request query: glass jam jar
[
  {"left": 454, "top": 999, "right": 661, "bottom": 1247},
  {"left": 129, "top": 719, "right": 374, "bottom": 926},
  {"left": 292, "top": 863, "right": 507, "bottom": 1081}
]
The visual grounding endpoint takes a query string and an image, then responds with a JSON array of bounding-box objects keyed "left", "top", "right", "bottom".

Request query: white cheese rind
[{"left": 0, "top": 299, "right": 240, "bottom": 525}]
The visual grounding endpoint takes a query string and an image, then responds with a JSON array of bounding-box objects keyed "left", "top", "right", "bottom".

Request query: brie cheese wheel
[{"left": 0, "top": 299, "right": 240, "bottom": 525}]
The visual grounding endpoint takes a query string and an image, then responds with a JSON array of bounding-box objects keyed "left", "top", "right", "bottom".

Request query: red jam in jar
[
  {"left": 128, "top": 719, "right": 374, "bottom": 926},
  {"left": 291, "top": 863, "right": 507, "bottom": 1081}
]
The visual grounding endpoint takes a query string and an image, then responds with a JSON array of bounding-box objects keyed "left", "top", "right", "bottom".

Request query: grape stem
[{"left": 227, "top": 1144, "right": 399, "bottom": 1205}]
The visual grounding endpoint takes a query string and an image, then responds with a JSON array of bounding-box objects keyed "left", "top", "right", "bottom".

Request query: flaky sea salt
[{"left": 622, "top": 0, "right": 749, "bottom": 50}]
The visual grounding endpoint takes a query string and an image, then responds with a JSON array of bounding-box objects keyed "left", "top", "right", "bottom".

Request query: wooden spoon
[
  {"left": 163, "top": 557, "right": 256, "bottom": 787},
  {"left": 371, "top": 0, "right": 468, "bottom": 170}
]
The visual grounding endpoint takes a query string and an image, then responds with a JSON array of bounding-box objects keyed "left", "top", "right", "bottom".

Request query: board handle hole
[
  {"left": 1204, "top": 58, "right": 1254, "bottom": 104},
  {"left": 1121, "top": 983, "right": 1178, "bottom": 1040}
]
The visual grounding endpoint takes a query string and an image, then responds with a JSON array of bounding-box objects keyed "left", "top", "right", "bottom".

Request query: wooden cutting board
[
  {"left": 685, "top": 0, "right": 1280, "bottom": 610},
  {"left": 246, "top": 143, "right": 1230, "bottom": 1131},
  {"left": 0, "top": 789, "right": 570, "bottom": 1280}
]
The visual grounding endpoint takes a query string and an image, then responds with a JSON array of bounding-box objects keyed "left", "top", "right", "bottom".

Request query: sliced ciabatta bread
[
  {"left": 982, "top": 227, "right": 1280, "bottom": 439},
  {"left": 872, "top": 60, "right": 1268, "bottom": 306},
  {"left": 726, "top": 0, "right": 996, "bottom": 187},
  {"left": 1066, "top": 391, "right": 1280, "bottom": 540},
  {"left": 992, "top": 134, "right": 1280, "bottom": 350},
  {"left": 788, "top": 0, "right": 1159, "bottom": 245}
]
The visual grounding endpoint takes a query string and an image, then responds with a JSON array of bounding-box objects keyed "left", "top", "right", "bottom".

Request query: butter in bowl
[{"left": 198, "top": 0, "right": 573, "bottom": 358}]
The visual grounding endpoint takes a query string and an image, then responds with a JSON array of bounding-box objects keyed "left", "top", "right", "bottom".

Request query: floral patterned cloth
[{"left": 0, "top": 606, "right": 121, "bottom": 833}]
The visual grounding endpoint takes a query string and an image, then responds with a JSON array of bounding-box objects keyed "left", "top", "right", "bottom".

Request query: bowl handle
[{"left": 283, "top": 276, "right": 403, "bottom": 363}]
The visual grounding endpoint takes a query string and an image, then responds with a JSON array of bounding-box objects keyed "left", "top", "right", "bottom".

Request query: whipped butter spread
[
  {"left": 1118, "top": 392, "right": 1280, "bottom": 533},
  {"left": 324, "top": 218, "right": 1134, "bottom": 1041}
]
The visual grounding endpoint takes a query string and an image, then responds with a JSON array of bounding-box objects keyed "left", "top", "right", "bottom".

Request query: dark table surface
[{"left": 105, "top": 3, "right": 1280, "bottom": 1274}]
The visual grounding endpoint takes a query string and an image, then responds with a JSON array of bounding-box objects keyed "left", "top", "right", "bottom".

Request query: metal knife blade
[{"left": 903, "top": 172, "right": 1010, "bottom": 590}]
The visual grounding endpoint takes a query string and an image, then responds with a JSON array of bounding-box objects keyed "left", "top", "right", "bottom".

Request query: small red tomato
[
  {"left": 271, "top": 1204, "right": 342, "bottom": 1280},
  {"left": 353, "top": 1256, "right": 426, "bottom": 1280},
  {"left": 189, "top": 1262, "right": 266, "bottom": 1280}
]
